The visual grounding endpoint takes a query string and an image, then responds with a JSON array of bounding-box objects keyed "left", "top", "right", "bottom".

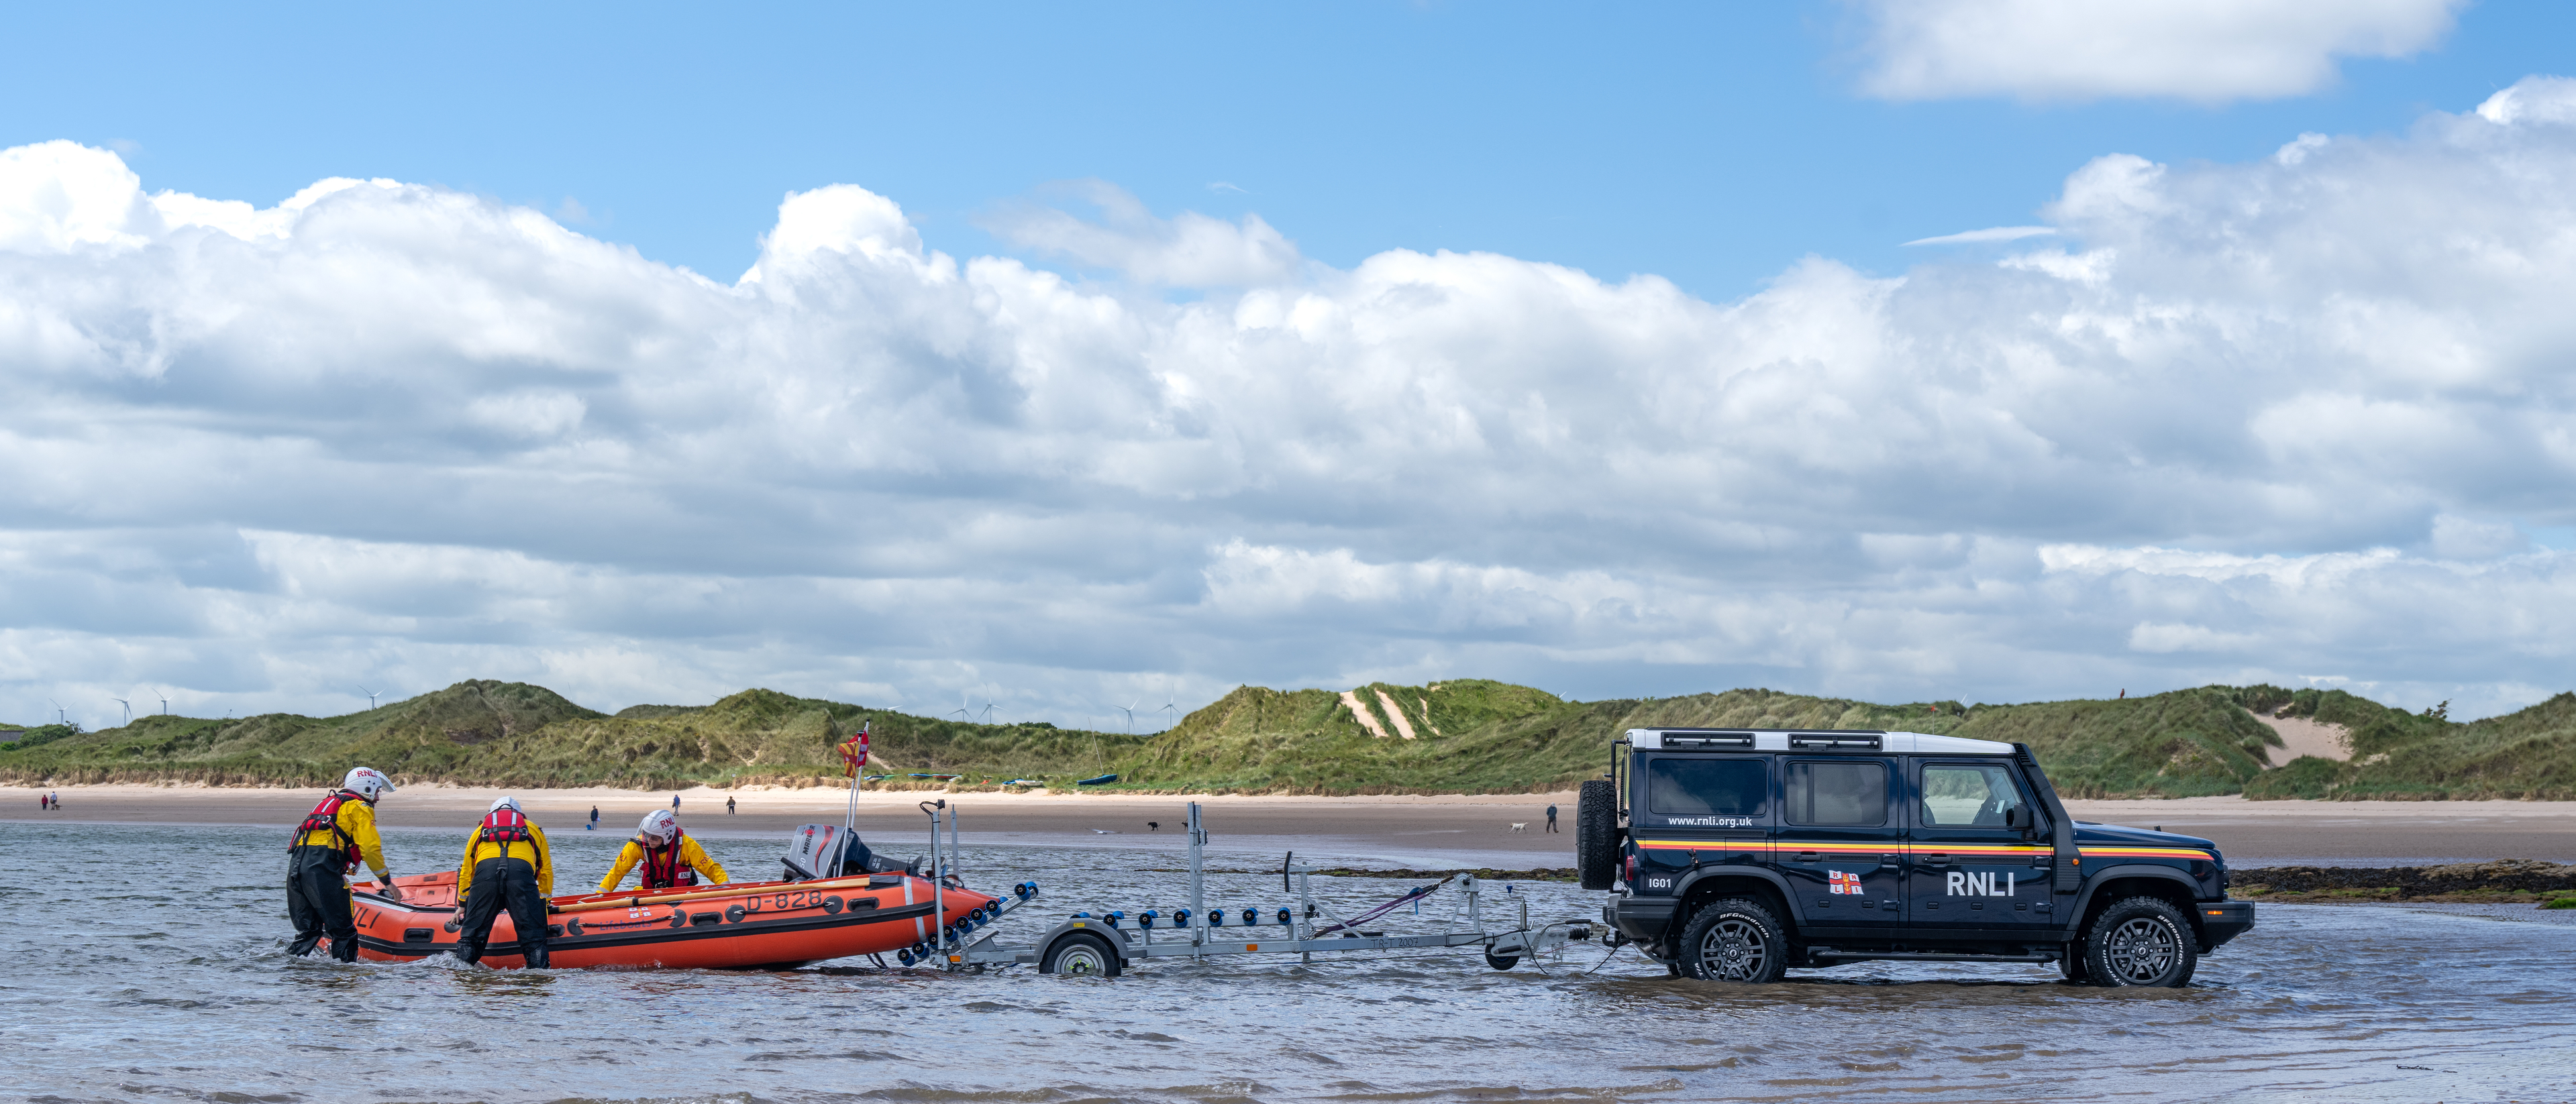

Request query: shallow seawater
[{"left": 3, "top": 821, "right": 2572, "bottom": 1103}]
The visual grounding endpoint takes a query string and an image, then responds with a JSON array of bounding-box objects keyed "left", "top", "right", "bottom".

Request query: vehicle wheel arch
[
  {"left": 2071, "top": 868, "right": 2203, "bottom": 942},
  {"left": 1672, "top": 871, "right": 1797, "bottom": 943}
]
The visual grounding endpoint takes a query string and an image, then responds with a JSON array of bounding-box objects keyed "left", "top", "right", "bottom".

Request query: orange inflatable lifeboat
[{"left": 340, "top": 869, "right": 1003, "bottom": 970}]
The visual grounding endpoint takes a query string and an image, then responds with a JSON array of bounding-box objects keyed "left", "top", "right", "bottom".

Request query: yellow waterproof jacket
[
  {"left": 456, "top": 819, "right": 553, "bottom": 897},
  {"left": 599, "top": 834, "right": 729, "bottom": 893},
  {"left": 293, "top": 792, "right": 389, "bottom": 878}
]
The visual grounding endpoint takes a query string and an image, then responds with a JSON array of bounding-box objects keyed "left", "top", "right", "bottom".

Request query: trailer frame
[{"left": 931, "top": 802, "right": 1594, "bottom": 975}]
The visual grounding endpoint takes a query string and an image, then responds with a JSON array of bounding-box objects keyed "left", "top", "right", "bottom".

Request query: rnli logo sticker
[{"left": 1828, "top": 871, "right": 1863, "bottom": 895}]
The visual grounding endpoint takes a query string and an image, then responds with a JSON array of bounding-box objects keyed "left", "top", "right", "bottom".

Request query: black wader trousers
[
  {"left": 286, "top": 845, "right": 359, "bottom": 962},
  {"left": 453, "top": 857, "right": 550, "bottom": 968}
]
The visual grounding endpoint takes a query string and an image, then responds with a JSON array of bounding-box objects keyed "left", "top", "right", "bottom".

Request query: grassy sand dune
[{"left": 5, "top": 678, "right": 2573, "bottom": 799}]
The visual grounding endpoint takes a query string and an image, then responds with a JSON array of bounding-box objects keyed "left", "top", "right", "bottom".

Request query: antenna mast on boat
[{"left": 840, "top": 719, "right": 870, "bottom": 834}]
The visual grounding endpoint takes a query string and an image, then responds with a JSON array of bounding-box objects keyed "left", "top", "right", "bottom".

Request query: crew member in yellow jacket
[
  {"left": 601, "top": 808, "right": 729, "bottom": 892},
  {"left": 452, "top": 796, "right": 554, "bottom": 968},
  {"left": 287, "top": 767, "right": 402, "bottom": 960}
]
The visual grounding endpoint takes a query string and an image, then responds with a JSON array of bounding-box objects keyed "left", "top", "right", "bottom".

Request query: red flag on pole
[{"left": 838, "top": 723, "right": 870, "bottom": 777}]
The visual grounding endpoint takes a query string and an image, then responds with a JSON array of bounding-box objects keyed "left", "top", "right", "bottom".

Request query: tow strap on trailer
[{"left": 1312, "top": 878, "right": 1452, "bottom": 937}]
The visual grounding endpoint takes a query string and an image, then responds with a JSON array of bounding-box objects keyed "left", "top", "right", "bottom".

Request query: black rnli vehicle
[{"left": 1578, "top": 728, "right": 2255, "bottom": 986}]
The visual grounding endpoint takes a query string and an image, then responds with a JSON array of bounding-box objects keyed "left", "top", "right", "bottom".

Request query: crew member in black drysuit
[
  {"left": 452, "top": 796, "right": 554, "bottom": 968},
  {"left": 287, "top": 767, "right": 403, "bottom": 960}
]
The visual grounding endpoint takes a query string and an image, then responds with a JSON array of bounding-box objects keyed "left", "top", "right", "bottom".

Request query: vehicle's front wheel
[
  {"left": 2081, "top": 897, "right": 2198, "bottom": 987},
  {"left": 1676, "top": 898, "right": 1788, "bottom": 984}
]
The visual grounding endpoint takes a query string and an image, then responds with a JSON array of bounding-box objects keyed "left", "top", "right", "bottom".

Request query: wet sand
[{"left": 9, "top": 783, "right": 2576, "bottom": 867}]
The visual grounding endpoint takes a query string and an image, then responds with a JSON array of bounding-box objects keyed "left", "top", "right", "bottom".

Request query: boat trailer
[{"left": 891, "top": 801, "right": 1596, "bottom": 976}]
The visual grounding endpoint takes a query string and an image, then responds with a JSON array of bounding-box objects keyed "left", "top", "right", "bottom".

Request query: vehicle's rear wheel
[
  {"left": 2081, "top": 897, "right": 2198, "bottom": 987},
  {"left": 1039, "top": 931, "right": 1121, "bottom": 977},
  {"left": 1676, "top": 898, "right": 1788, "bottom": 984},
  {"left": 1576, "top": 779, "right": 1620, "bottom": 891}
]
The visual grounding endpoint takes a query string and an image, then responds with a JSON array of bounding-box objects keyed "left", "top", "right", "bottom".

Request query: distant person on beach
[
  {"left": 601, "top": 810, "right": 727, "bottom": 892},
  {"left": 39, "top": 793, "right": 48, "bottom": 810},
  {"left": 288, "top": 767, "right": 401, "bottom": 961},
  {"left": 49, "top": 790, "right": 60, "bottom": 810},
  {"left": 726, "top": 795, "right": 735, "bottom": 815},
  {"left": 452, "top": 797, "right": 552, "bottom": 969},
  {"left": 589, "top": 805, "right": 599, "bottom": 830},
  {"left": 672, "top": 795, "right": 680, "bottom": 810},
  {"left": 1546, "top": 804, "right": 1558, "bottom": 832}
]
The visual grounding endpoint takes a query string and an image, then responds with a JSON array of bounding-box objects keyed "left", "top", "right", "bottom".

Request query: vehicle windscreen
[{"left": 1645, "top": 757, "right": 1765, "bottom": 819}]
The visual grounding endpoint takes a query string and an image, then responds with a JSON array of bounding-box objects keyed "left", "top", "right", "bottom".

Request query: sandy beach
[{"left": 9, "top": 783, "right": 2575, "bottom": 867}]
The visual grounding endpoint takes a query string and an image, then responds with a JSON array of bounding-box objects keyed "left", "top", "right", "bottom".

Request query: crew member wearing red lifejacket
[
  {"left": 599, "top": 808, "right": 729, "bottom": 892},
  {"left": 287, "top": 767, "right": 401, "bottom": 961},
  {"left": 452, "top": 796, "right": 554, "bottom": 969}
]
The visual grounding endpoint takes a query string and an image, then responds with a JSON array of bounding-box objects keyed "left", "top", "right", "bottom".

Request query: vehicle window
[
  {"left": 1645, "top": 757, "right": 1765, "bottom": 818},
  {"left": 1785, "top": 761, "right": 1886, "bottom": 826},
  {"left": 1920, "top": 763, "right": 2026, "bottom": 828}
]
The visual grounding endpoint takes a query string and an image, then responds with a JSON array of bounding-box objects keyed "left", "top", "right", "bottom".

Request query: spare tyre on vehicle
[{"left": 1576, "top": 779, "right": 1620, "bottom": 891}]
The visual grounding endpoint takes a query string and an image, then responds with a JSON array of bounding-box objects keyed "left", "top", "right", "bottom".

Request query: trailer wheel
[
  {"left": 1576, "top": 779, "right": 1620, "bottom": 891},
  {"left": 1483, "top": 951, "right": 1520, "bottom": 971},
  {"left": 1039, "top": 931, "right": 1121, "bottom": 977}
]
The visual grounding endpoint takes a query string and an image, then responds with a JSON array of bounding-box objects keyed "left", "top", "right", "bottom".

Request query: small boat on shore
[{"left": 340, "top": 869, "right": 1001, "bottom": 970}]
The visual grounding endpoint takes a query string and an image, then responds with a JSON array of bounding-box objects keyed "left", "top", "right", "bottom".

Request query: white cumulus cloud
[
  {"left": 982, "top": 180, "right": 1303, "bottom": 287},
  {"left": 1851, "top": 0, "right": 2465, "bottom": 103},
  {"left": 9, "top": 78, "right": 2576, "bottom": 726}
]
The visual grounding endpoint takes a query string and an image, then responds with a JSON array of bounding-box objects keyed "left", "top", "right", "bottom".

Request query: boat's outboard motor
[{"left": 782, "top": 823, "right": 917, "bottom": 882}]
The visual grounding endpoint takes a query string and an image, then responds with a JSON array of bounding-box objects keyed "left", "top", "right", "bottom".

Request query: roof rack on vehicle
[
  {"left": 1656, "top": 731, "right": 1754, "bottom": 748},
  {"left": 1786, "top": 732, "right": 1884, "bottom": 749}
]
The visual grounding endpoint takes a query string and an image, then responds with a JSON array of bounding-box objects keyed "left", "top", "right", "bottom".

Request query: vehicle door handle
[
  {"left": 1924, "top": 853, "right": 1950, "bottom": 866},
  {"left": 1794, "top": 851, "right": 1820, "bottom": 862}
]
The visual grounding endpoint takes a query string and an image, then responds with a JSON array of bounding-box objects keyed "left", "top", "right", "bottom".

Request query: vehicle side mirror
[{"left": 2005, "top": 805, "right": 2032, "bottom": 836}]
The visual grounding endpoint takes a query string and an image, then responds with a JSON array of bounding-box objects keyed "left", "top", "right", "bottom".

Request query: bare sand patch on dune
[{"left": 2257, "top": 714, "right": 2354, "bottom": 763}]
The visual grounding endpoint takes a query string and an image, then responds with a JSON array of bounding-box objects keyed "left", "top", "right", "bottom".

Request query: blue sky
[
  {"left": 7, "top": 1, "right": 2576, "bottom": 730},
  {"left": 9, "top": 1, "right": 2567, "bottom": 296}
]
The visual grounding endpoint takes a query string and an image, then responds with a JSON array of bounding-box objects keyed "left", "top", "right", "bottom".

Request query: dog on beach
[{"left": 1509, "top": 822, "right": 1528, "bottom": 832}]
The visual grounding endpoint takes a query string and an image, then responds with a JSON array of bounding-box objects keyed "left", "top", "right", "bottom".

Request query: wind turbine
[
  {"left": 154, "top": 689, "right": 168, "bottom": 715},
  {"left": 1156, "top": 694, "right": 1179, "bottom": 730},
  {"left": 1115, "top": 701, "right": 1137, "bottom": 734},
  {"left": 47, "top": 698, "right": 66, "bottom": 725},
  {"left": 949, "top": 688, "right": 972, "bottom": 722},
  {"left": 977, "top": 701, "right": 996, "bottom": 724},
  {"left": 360, "top": 686, "right": 382, "bottom": 710},
  {"left": 111, "top": 696, "right": 132, "bottom": 725}
]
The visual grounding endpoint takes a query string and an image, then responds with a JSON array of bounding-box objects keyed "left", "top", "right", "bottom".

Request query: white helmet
[
  {"left": 343, "top": 767, "right": 395, "bottom": 800},
  {"left": 638, "top": 808, "right": 678, "bottom": 842},
  {"left": 488, "top": 796, "right": 522, "bottom": 814}
]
